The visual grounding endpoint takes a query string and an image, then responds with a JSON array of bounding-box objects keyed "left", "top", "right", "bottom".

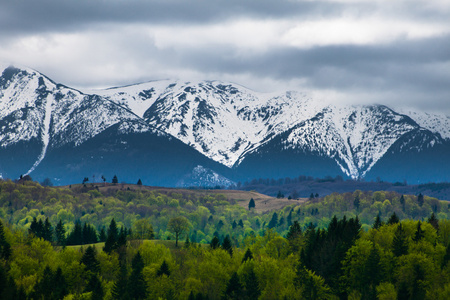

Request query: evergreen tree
[
  {"left": 286, "top": 209, "right": 293, "bottom": 227},
  {"left": 103, "top": 218, "right": 119, "bottom": 253},
  {"left": 353, "top": 195, "right": 360, "bottom": 211},
  {"left": 157, "top": 260, "right": 170, "bottom": 277},
  {"left": 372, "top": 213, "right": 383, "bottom": 229},
  {"left": 238, "top": 219, "right": 244, "bottom": 228},
  {"left": 242, "top": 248, "right": 253, "bottom": 263},
  {"left": 400, "top": 195, "right": 406, "bottom": 212},
  {"left": 268, "top": 212, "right": 278, "bottom": 229},
  {"left": 443, "top": 243, "right": 450, "bottom": 268},
  {"left": 137, "top": 179, "right": 142, "bottom": 186},
  {"left": 232, "top": 220, "right": 237, "bottom": 229},
  {"left": 222, "top": 235, "right": 233, "bottom": 257},
  {"left": 392, "top": 224, "right": 408, "bottom": 257},
  {"left": 184, "top": 236, "right": 191, "bottom": 248},
  {"left": 287, "top": 221, "right": 303, "bottom": 253},
  {"left": 417, "top": 193, "right": 424, "bottom": 207},
  {"left": 0, "top": 220, "right": 11, "bottom": 260},
  {"left": 413, "top": 221, "right": 425, "bottom": 242},
  {"left": 85, "top": 274, "right": 103, "bottom": 300},
  {"left": 248, "top": 198, "right": 255, "bottom": 210},
  {"left": 55, "top": 219, "right": 66, "bottom": 246},
  {"left": 224, "top": 272, "right": 243, "bottom": 299},
  {"left": 32, "top": 266, "right": 54, "bottom": 300},
  {"left": 53, "top": 267, "right": 68, "bottom": 300},
  {"left": 128, "top": 252, "right": 147, "bottom": 300},
  {"left": 427, "top": 213, "right": 439, "bottom": 231},
  {"left": 387, "top": 212, "right": 399, "bottom": 225},
  {"left": 210, "top": 236, "right": 220, "bottom": 249},
  {"left": 43, "top": 217, "right": 52, "bottom": 242},
  {"left": 244, "top": 268, "right": 260, "bottom": 300},
  {"left": 112, "top": 175, "right": 119, "bottom": 185},
  {"left": 66, "top": 220, "right": 83, "bottom": 245},
  {"left": 99, "top": 227, "right": 106, "bottom": 242},
  {"left": 112, "top": 262, "right": 128, "bottom": 300},
  {"left": 81, "top": 245, "right": 100, "bottom": 274}
]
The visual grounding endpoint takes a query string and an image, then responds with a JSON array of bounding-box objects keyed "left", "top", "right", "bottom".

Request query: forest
[{"left": 0, "top": 179, "right": 449, "bottom": 299}]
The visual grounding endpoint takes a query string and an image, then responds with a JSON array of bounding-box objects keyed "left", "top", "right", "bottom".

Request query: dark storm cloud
[{"left": 0, "top": 0, "right": 341, "bottom": 35}]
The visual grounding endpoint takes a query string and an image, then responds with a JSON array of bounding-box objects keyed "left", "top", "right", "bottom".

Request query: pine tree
[
  {"left": 103, "top": 218, "right": 119, "bottom": 253},
  {"left": 210, "top": 236, "right": 220, "bottom": 249},
  {"left": 224, "top": 272, "right": 243, "bottom": 299},
  {"left": 372, "top": 213, "right": 383, "bottom": 229},
  {"left": 427, "top": 213, "right": 439, "bottom": 231},
  {"left": 128, "top": 252, "right": 147, "bottom": 299},
  {"left": 242, "top": 248, "right": 253, "bottom": 263},
  {"left": 157, "top": 260, "right": 170, "bottom": 277},
  {"left": 112, "top": 262, "right": 128, "bottom": 300},
  {"left": 245, "top": 268, "right": 260, "bottom": 300},
  {"left": 112, "top": 175, "right": 119, "bottom": 185},
  {"left": 413, "top": 221, "right": 425, "bottom": 242},
  {"left": 32, "top": 266, "right": 54, "bottom": 300},
  {"left": 400, "top": 195, "right": 406, "bottom": 212},
  {"left": 43, "top": 217, "right": 52, "bottom": 242},
  {"left": 80, "top": 245, "right": 100, "bottom": 274},
  {"left": 99, "top": 227, "right": 106, "bottom": 242},
  {"left": 0, "top": 220, "right": 11, "bottom": 260},
  {"left": 392, "top": 224, "right": 408, "bottom": 257},
  {"left": 222, "top": 235, "right": 233, "bottom": 256},
  {"left": 55, "top": 219, "right": 66, "bottom": 246},
  {"left": 248, "top": 198, "right": 255, "bottom": 210},
  {"left": 85, "top": 274, "right": 103, "bottom": 300},
  {"left": 387, "top": 212, "right": 399, "bottom": 225},
  {"left": 268, "top": 212, "right": 278, "bottom": 229},
  {"left": 137, "top": 178, "right": 142, "bottom": 186},
  {"left": 353, "top": 195, "right": 360, "bottom": 211},
  {"left": 66, "top": 220, "right": 83, "bottom": 245},
  {"left": 238, "top": 219, "right": 244, "bottom": 228},
  {"left": 53, "top": 267, "right": 68, "bottom": 300},
  {"left": 417, "top": 193, "right": 424, "bottom": 207}
]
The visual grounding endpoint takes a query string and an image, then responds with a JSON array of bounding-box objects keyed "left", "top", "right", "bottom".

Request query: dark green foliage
[
  {"left": 55, "top": 219, "right": 66, "bottom": 246},
  {"left": 443, "top": 243, "right": 450, "bottom": 268},
  {"left": 287, "top": 220, "right": 302, "bottom": 253},
  {"left": 277, "top": 191, "right": 284, "bottom": 198},
  {"left": 81, "top": 246, "right": 100, "bottom": 274},
  {"left": 248, "top": 198, "right": 255, "bottom": 210},
  {"left": 413, "top": 221, "right": 425, "bottom": 242},
  {"left": 300, "top": 215, "right": 361, "bottom": 294},
  {"left": 129, "top": 252, "right": 147, "bottom": 299},
  {"left": 99, "top": 227, "right": 106, "bottom": 242},
  {"left": 53, "top": 267, "right": 68, "bottom": 300},
  {"left": 85, "top": 274, "right": 103, "bottom": 300},
  {"left": 157, "top": 260, "right": 170, "bottom": 277},
  {"left": 66, "top": 220, "right": 83, "bottom": 245},
  {"left": 244, "top": 268, "right": 260, "bottom": 300},
  {"left": 427, "top": 212, "right": 439, "bottom": 231},
  {"left": 210, "top": 236, "right": 220, "bottom": 249},
  {"left": 222, "top": 235, "right": 233, "bottom": 257},
  {"left": 353, "top": 195, "right": 360, "bottom": 210},
  {"left": 43, "top": 217, "right": 52, "bottom": 242},
  {"left": 232, "top": 220, "right": 237, "bottom": 229},
  {"left": 238, "top": 219, "right": 244, "bottom": 228},
  {"left": 387, "top": 212, "right": 400, "bottom": 225},
  {"left": 417, "top": 193, "right": 424, "bottom": 207},
  {"left": 400, "top": 195, "right": 406, "bottom": 211},
  {"left": 372, "top": 213, "right": 383, "bottom": 229},
  {"left": 268, "top": 212, "right": 278, "bottom": 229},
  {"left": 242, "top": 248, "right": 253, "bottom": 263},
  {"left": 137, "top": 179, "right": 142, "bottom": 186},
  {"left": 112, "top": 175, "right": 119, "bottom": 185},
  {"left": 0, "top": 220, "right": 11, "bottom": 260},
  {"left": 32, "top": 266, "right": 54, "bottom": 300},
  {"left": 112, "top": 262, "right": 128, "bottom": 300},
  {"left": 103, "top": 219, "right": 119, "bottom": 253},
  {"left": 392, "top": 223, "right": 408, "bottom": 257},
  {"left": 224, "top": 272, "right": 243, "bottom": 299}
]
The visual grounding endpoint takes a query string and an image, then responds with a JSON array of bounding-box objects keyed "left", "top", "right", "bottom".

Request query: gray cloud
[{"left": 1, "top": 0, "right": 449, "bottom": 113}]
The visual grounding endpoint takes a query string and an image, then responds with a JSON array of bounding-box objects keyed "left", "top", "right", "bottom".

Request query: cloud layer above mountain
[{"left": 1, "top": 0, "right": 449, "bottom": 113}]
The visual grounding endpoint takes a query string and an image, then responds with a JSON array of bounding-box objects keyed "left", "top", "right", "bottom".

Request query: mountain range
[{"left": 1, "top": 64, "right": 449, "bottom": 186}]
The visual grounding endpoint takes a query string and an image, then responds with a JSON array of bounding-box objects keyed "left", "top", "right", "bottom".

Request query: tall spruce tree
[
  {"left": 372, "top": 213, "right": 383, "bottom": 229},
  {"left": 128, "top": 251, "right": 147, "bottom": 299},
  {"left": 0, "top": 220, "right": 11, "bottom": 260},
  {"left": 387, "top": 212, "right": 399, "bottom": 225},
  {"left": 81, "top": 246, "right": 100, "bottom": 274},
  {"left": 222, "top": 235, "right": 233, "bottom": 257},
  {"left": 248, "top": 198, "right": 255, "bottom": 210},
  {"left": 103, "top": 218, "right": 119, "bottom": 253},
  {"left": 392, "top": 223, "right": 408, "bottom": 257},
  {"left": 55, "top": 219, "right": 66, "bottom": 247}
]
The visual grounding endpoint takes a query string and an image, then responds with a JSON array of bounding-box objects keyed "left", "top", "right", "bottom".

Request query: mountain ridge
[{"left": 0, "top": 64, "right": 449, "bottom": 185}]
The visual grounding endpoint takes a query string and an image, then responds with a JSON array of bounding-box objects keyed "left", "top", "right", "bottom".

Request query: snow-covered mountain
[{"left": 1, "top": 65, "right": 449, "bottom": 185}]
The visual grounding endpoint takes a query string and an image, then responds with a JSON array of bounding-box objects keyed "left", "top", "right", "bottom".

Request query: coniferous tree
[
  {"left": 210, "top": 236, "right": 220, "bottom": 249},
  {"left": 238, "top": 219, "right": 244, "bottom": 228},
  {"left": 427, "top": 213, "right": 439, "bottom": 231},
  {"left": 85, "top": 274, "right": 103, "bottom": 300},
  {"left": 245, "top": 268, "right": 260, "bottom": 300},
  {"left": 67, "top": 220, "right": 83, "bottom": 245},
  {"left": 268, "top": 212, "right": 278, "bottom": 229},
  {"left": 99, "top": 227, "right": 106, "bottom": 242},
  {"left": 392, "top": 223, "right": 408, "bottom": 257},
  {"left": 372, "top": 213, "right": 383, "bottom": 229},
  {"left": 353, "top": 195, "right": 360, "bottom": 211},
  {"left": 242, "top": 248, "right": 253, "bottom": 263},
  {"left": 413, "top": 221, "right": 425, "bottom": 242},
  {"left": 53, "top": 267, "right": 68, "bottom": 300},
  {"left": 0, "top": 220, "right": 11, "bottom": 260},
  {"left": 43, "top": 217, "right": 52, "bottom": 242},
  {"left": 287, "top": 221, "right": 303, "bottom": 253},
  {"left": 222, "top": 235, "right": 233, "bottom": 257},
  {"left": 417, "top": 193, "right": 424, "bottom": 207},
  {"left": 400, "top": 195, "right": 406, "bottom": 212},
  {"left": 184, "top": 236, "right": 191, "bottom": 248},
  {"left": 81, "top": 245, "right": 100, "bottom": 274},
  {"left": 248, "top": 198, "right": 255, "bottom": 210},
  {"left": 112, "top": 262, "right": 128, "bottom": 300},
  {"left": 32, "top": 266, "right": 54, "bottom": 300},
  {"left": 55, "top": 219, "right": 66, "bottom": 247},
  {"left": 157, "top": 260, "right": 170, "bottom": 277},
  {"left": 128, "top": 251, "right": 147, "bottom": 299},
  {"left": 443, "top": 243, "right": 450, "bottom": 268},
  {"left": 387, "top": 212, "right": 399, "bottom": 225},
  {"left": 112, "top": 175, "right": 119, "bottom": 185},
  {"left": 224, "top": 272, "right": 243, "bottom": 299},
  {"left": 103, "top": 219, "right": 119, "bottom": 253},
  {"left": 137, "top": 179, "right": 142, "bottom": 186},
  {"left": 232, "top": 220, "right": 237, "bottom": 229}
]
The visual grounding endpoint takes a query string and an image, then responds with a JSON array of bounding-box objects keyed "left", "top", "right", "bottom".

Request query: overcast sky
[{"left": 1, "top": 0, "right": 449, "bottom": 113}]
